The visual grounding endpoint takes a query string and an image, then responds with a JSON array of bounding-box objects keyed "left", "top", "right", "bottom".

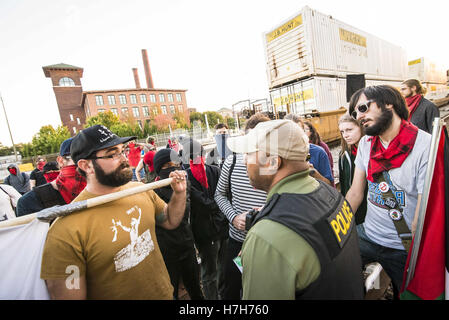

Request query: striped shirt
[{"left": 214, "top": 154, "right": 267, "bottom": 242}]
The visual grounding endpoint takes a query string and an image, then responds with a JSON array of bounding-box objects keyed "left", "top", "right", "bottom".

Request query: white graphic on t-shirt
[{"left": 110, "top": 205, "right": 154, "bottom": 272}]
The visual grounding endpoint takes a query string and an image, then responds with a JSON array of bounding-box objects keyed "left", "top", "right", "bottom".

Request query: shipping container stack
[
  {"left": 407, "top": 57, "right": 449, "bottom": 101},
  {"left": 263, "top": 6, "right": 410, "bottom": 115}
]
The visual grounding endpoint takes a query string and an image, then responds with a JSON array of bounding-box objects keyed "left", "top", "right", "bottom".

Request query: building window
[
  {"left": 130, "top": 94, "right": 137, "bottom": 104},
  {"left": 159, "top": 93, "right": 165, "bottom": 103},
  {"left": 153, "top": 107, "right": 158, "bottom": 116},
  {"left": 121, "top": 107, "right": 129, "bottom": 115},
  {"left": 161, "top": 105, "right": 167, "bottom": 114},
  {"left": 168, "top": 93, "right": 174, "bottom": 102},
  {"left": 132, "top": 107, "right": 140, "bottom": 118},
  {"left": 137, "top": 120, "right": 143, "bottom": 130},
  {"left": 111, "top": 108, "right": 118, "bottom": 116},
  {"left": 108, "top": 95, "right": 116, "bottom": 105},
  {"left": 142, "top": 106, "right": 149, "bottom": 117},
  {"left": 178, "top": 105, "right": 183, "bottom": 112},
  {"left": 77, "top": 118, "right": 81, "bottom": 125},
  {"left": 176, "top": 93, "right": 182, "bottom": 102},
  {"left": 150, "top": 94, "right": 156, "bottom": 103},
  {"left": 95, "top": 95, "right": 104, "bottom": 106},
  {"left": 140, "top": 94, "right": 147, "bottom": 103},
  {"left": 73, "top": 127, "right": 77, "bottom": 134},
  {"left": 69, "top": 114, "right": 74, "bottom": 121},
  {"left": 170, "top": 105, "right": 175, "bottom": 114},
  {"left": 59, "top": 77, "right": 75, "bottom": 87},
  {"left": 98, "top": 109, "right": 105, "bottom": 113},
  {"left": 119, "top": 94, "right": 127, "bottom": 104}
]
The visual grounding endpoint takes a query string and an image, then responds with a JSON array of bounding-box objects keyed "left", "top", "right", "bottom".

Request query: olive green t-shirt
[{"left": 40, "top": 181, "right": 173, "bottom": 300}]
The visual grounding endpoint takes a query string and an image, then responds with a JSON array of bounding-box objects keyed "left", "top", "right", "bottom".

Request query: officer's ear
[{"left": 269, "top": 156, "right": 281, "bottom": 170}]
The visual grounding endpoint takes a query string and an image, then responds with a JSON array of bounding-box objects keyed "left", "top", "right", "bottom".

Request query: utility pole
[{"left": 0, "top": 92, "right": 18, "bottom": 162}]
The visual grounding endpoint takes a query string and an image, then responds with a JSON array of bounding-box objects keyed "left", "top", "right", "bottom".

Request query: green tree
[
  {"left": 189, "top": 112, "right": 204, "bottom": 126},
  {"left": 85, "top": 111, "right": 122, "bottom": 129},
  {"left": 31, "top": 125, "right": 71, "bottom": 155},
  {"left": 224, "top": 116, "right": 236, "bottom": 129},
  {"left": 203, "top": 111, "right": 223, "bottom": 129}
]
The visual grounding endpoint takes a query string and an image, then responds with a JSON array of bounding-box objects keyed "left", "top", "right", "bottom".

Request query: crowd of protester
[{"left": 0, "top": 79, "right": 441, "bottom": 300}]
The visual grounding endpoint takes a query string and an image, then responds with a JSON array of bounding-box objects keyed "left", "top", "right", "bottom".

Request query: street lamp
[{"left": 0, "top": 92, "right": 18, "bottom": 162}]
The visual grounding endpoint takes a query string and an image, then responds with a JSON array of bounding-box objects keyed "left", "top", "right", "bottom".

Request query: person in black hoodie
[
  {"left": 153, "top": 148, "right": 204, "bottom": 300},
  {"left": 182, "top": 138, "right": 229, "bottom": 300}
]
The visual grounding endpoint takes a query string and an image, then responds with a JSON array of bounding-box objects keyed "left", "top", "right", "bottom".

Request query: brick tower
[{"left": 43, "top": 63, "right": 86, "bottom": 135}]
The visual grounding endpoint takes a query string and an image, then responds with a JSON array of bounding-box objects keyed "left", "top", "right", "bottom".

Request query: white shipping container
[
  {"left": 407, "top": 57, "right": 447, "bottom": 84},
  {"left": 421, "top": 82, "right": 449, "bottom": 100},
  {"left": 264, "top": 6, "right": 408, "bottom": 89},
  {"left": 269, "top": 77, "right": 403, "bottom": 114}
]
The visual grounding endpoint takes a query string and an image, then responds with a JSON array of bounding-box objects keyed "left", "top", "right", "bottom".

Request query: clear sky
[{"left": 0, "top": 0, "right": 448, "bottom": 146}]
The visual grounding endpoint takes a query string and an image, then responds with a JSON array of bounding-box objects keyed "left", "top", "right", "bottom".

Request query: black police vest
[{"left": 251, "top": 181, "right": 364, "bottom": 300}]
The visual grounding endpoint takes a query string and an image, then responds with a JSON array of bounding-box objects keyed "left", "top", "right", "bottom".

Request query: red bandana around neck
[
  {"left": 405, "top": 94, "right": 423, "bottom": 120},
  {"left": 367, "top": 119, "right": 418, "bottom": 182},
  {"left": 351, "top": 145, "right": 358, "bottom": 157},
  {"left": 189, "top": 156, "right": 208, "bottom": 189},
  {"left": 55, "top": 165, "right": 87, "bottom": 203}
]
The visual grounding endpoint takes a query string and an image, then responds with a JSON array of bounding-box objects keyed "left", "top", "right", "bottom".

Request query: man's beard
[
  {"left": 363, "top": 107, "right": 393, "bottom": 136},
  {"left": 92, "top": 160, "right": 133, "bottom": 187}
]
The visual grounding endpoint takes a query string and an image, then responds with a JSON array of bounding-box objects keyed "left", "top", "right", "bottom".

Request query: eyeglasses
[
  {"left": 89, "top": 150, "right": 127, "bottom": 160},
  {"left": 351, "top": 100, "right": 374, "bottom": 120}
]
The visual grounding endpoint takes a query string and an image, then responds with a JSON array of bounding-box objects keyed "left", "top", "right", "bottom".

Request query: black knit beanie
[{"left": 153, "top": 148, "right": 180, "bottom": 174}]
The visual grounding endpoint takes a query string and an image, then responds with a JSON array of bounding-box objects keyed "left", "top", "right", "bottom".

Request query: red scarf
[
  {"left": 55, "top": 165, "right": 87, "bottom": 203},
  {"left": 190, "top": 156, "right": 208, "bottom": 189},
  {"left": 44, "top": 171, "right": 60, "bottom": 183},
  {"left": 405, "top": 94, "right": 423, "bottom": 120},
  {"left": 367, "top": 120, "right": 418, "bottom": 182},
  {"left": 351, "top": 145, "right": 358, "bottom": 157}
]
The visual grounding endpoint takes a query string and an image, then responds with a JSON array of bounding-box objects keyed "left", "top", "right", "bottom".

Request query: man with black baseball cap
[{"left": 40, "top": 125, "right": 187, "bottom": 300}]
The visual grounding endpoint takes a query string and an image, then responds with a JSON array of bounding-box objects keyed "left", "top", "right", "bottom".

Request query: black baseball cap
[{"left": 70, "top": 125, "right": 136, "bottom": 165}]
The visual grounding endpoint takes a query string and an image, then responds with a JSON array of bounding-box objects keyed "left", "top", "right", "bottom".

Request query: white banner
[{"left": 0, "top": 219, "right": 50, "bottom": 300}]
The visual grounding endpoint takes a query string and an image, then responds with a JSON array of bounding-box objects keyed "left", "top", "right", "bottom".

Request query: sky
[{"left": 0, "top": 0, "right": 448, "bottom": 146}]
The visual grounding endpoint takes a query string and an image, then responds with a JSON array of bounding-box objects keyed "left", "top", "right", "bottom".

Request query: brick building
[{"left": 43, "top": 49, "right": 189, "bottom": 136}]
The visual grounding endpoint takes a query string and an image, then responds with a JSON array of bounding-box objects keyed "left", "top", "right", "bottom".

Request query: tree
[
  {"left": 224, "top": 116, "right": 236, "bottom": 129},
  {"left": 203, "top": 111, "right": 223, "bottom": 129},
  {"left": 85, "top": 111, "right": 121, "bottom": 129},
  {"left": 153, "top": 114, "right": 176, "bottom": 132},
  {"left": 31, "top": 125, "right": 71, "bottom": 155},
  {"left": 189, "top": 112, "right": 204, "bottom": 126}
]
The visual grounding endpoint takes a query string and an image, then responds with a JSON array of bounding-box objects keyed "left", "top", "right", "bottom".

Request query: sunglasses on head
[{"left": 351, "top": 100, "right": 374, "bottom": 120}]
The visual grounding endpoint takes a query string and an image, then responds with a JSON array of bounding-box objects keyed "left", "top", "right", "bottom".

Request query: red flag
[{"left": 401, "top": 126, "right": 448, "bottom": 300}]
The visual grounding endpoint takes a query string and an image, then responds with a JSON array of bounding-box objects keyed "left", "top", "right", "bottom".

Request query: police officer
[{"left": 227, "top": 120, "right": 364, "bottom": 299}]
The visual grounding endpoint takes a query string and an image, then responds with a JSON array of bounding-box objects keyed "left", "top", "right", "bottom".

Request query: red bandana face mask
[
  {"left": 44, "top": 171, "right": 60, "bottom": 183},
  {"left": 8, "top": 168, "right": 17, "bottom": 175},
  {"left": 55, "top": 165, "right": 87, "bottom": 203},
  {"left": 37, "top": 161, "right": 46, "bottom": 171},
  {"left": 189, "top": 156, "right": 208, "bottom": 189},
  {"left": 367, "top": 119, "right": 418, "bottom": 182}
]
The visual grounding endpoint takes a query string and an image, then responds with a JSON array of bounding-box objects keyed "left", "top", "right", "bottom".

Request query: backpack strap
[
  {"left": 375, "top": 172, "right": 412, "bottom": 252},
  {"left": 227, "top": 153, "right": 237, "bottom": 205}
]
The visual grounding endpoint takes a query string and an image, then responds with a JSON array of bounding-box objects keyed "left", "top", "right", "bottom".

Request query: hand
[
  {"left": 233, "top": 212, "right": 248, "bottom": 231},
  {"left": 169, "top": 170, "right": 187, "bottom": 194}
]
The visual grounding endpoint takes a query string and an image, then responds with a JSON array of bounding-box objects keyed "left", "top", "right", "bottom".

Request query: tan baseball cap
[{"left": 227, "top": 119, "right": 309, "bottom": 161}]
